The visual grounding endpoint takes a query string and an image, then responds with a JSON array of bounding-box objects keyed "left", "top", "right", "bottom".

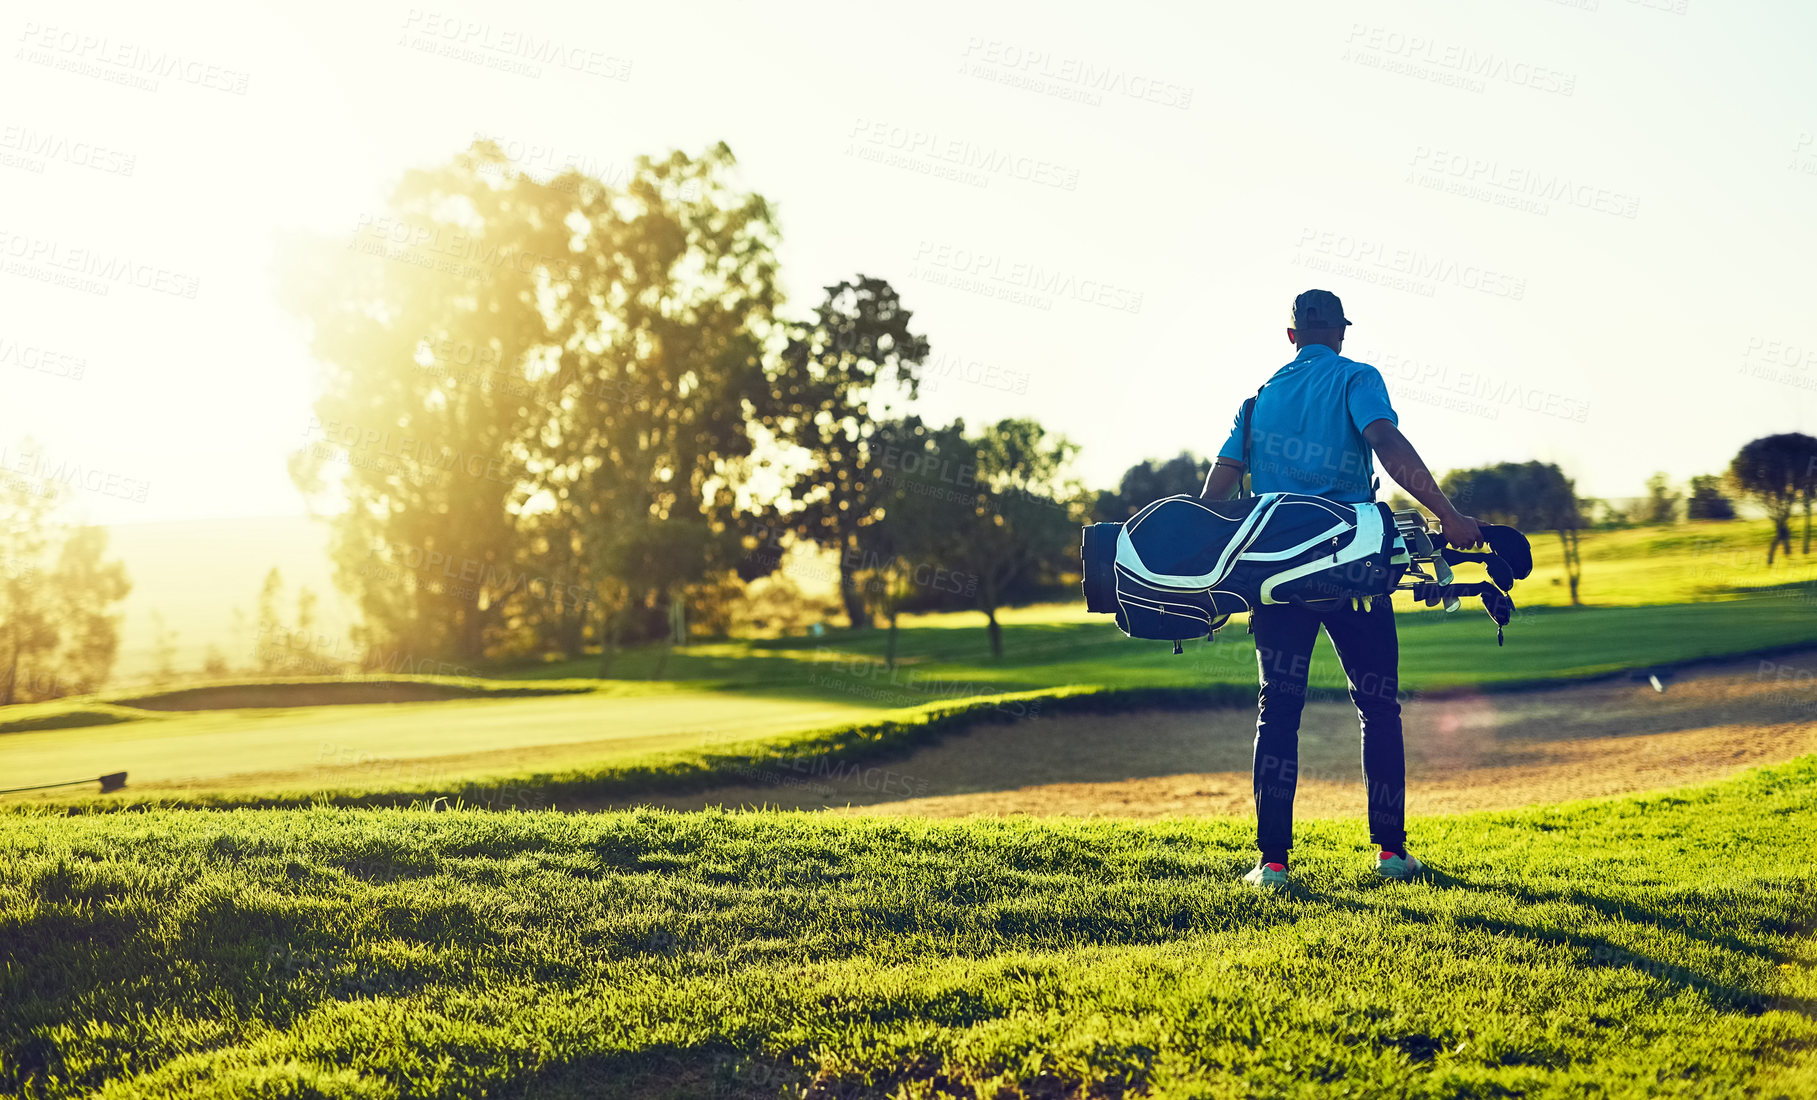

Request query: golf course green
[{"left": 2, "top": 757, "right": 1812, "bottom": 1098}]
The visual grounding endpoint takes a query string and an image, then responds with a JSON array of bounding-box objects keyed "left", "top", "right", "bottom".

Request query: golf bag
[{"left": 1081, "top": 493, "right": 1531, "bottom": 648}]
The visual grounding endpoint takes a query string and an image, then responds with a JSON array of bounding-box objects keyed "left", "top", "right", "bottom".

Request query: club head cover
[
  {"left": 1479, "top": 524, "right": 1532, "bottom": 580},
  {"left": 1478, "top": 587, "right": 1514, "bottom": 627}
]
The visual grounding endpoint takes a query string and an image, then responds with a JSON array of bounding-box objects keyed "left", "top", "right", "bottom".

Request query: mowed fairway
[
  {"left": 6, "top": 594, "right": 1817, "bottom": 805},
  {"left": 0, "top": 690, "right": 879, "bottom": 796},
  {"left": 2, "top": 759, "right": 1813, "bottom": 1098}
]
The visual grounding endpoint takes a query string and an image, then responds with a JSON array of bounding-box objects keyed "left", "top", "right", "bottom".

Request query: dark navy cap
[{"left": 1291, "top": 289, "right": 1351, "bottom": 329}]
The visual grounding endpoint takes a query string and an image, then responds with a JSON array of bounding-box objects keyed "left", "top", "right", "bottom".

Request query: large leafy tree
[
  {"left": 535, "top": 144, "right": 783, "bottom": 671},
  {"left": 283, "top": 141, "right": 569, "bottom": 664},
  {"left": 1729, "top": 433, "right": 1817, "bottom": 563},
  {"left": 766, "top": 277, "right": 930, "bottom": 628},
  {"left": 1443, "top": 461, "right": 1586, "bottom": 604},
  {"left": 285, "top": 142, "right": 783, "bottom": 670}
]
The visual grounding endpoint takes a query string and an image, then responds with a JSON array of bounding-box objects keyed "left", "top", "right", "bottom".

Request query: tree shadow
[{"left": 1342, "top": 866, "right": 1814, "bottom": 1018}]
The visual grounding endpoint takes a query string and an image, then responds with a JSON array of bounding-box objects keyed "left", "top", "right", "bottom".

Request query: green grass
[
  {"left": 9, "top": 595, "right": 1817, "bottom": 809},
  {"left": 3, "top": 757, "right": 1813, "bottom": 1098},
  {"left": 1514, "top": 518, "right": 1816, "bottom": 608}
]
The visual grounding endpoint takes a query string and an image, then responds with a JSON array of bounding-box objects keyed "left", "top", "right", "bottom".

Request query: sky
[{"left": 3, "top": 0, "right": 1814, "bottom": 529}]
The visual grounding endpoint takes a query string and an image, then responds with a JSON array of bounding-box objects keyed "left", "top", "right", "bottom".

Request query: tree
[
  {"left": 285, "top": 141, "right": 783, "bottom": 670},
  {"left": 534, "top": 143, "right": 784, "bottom": 670},
  {"left": 0, "top": 475, "right": 129, "bottom": 704},
  {"left": 923, "top": 418, "right": 1083, "bottom": 658},
  {"left": 282, "top": 140, "right": 568, "bottom": 665},
  {"left": 1094, "top": 452, "right": 1206, "bottom": 522},
  {"left": 1639, "top": 472, "right": 1680, "bottom": 525},
  {"left": 851, "top": 417, "right": 963, "bottom": 668},
  {"left": 1729, "top": 433, "right": 1817, "bottom": 563},
  {"left": 47, "top": 524, "right": 130, "bottom": 696},
  {"left": 1685, "top": 475, "right": 1736, "bottom": 521},
  {"left": 1443, "top": 461, "right": 1586, "bottom": 604},
  {"left": 767, "top": 277, "right": 930, "bottom": 628}
]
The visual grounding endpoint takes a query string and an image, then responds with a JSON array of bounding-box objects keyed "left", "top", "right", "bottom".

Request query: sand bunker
[{"left": 606, "top": 651, "right": 1817, "bottom": 818}]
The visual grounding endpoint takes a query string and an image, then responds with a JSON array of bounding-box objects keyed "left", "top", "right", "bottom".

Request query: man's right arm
[
  {"left": 1202, "top": 400, "right": 1250, "bottom": 501},
  {"left": 1361, "top": 419, "right": 1484, "bottom": 549},
  {"left": 1200, "top": 458, "right": 1243, "bottom": 501}
]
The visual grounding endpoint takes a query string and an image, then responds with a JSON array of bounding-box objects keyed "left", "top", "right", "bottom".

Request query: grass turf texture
[
  {"left": 10, "top": 595, "right": 1817, "bottom": 811},
  {"left": 2, "top": 757, "right": 1814, "bottom": 1099}
]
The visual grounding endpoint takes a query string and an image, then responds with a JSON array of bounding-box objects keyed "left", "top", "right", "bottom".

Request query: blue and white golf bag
[{"left": 1080, "top": 493, "right": 1528, "bottom": 647}]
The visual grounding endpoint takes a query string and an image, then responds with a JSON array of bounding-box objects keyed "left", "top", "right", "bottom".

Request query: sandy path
[{"left": 606, "top": 650, "right": 1817, "bottom": 818}]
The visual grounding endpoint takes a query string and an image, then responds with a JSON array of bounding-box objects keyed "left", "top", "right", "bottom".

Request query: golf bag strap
[{"left": 1238, "top": 383, "right": 1264, "bottom": 498}]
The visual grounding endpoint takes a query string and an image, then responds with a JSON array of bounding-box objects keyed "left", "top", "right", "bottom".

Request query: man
[{"left": 1198, "top": 289, "right": 1483, "bottom": 891}]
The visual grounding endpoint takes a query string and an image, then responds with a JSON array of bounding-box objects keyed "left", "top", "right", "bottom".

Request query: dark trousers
[{"left": 1250, "top": 598, "right": 1405, "bottom": 862}]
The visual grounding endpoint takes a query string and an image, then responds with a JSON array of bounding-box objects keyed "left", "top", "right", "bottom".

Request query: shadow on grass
[
  {"left": 1351, "top": 866, "right": 1812, "bottom": 1018},
  {"left": 513, "top": 1045, "right": 814, "bottom": 1100}
]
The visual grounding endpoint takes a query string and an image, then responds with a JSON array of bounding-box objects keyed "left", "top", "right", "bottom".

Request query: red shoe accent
[
  {"left": 1263, "top": 862, "right": 1286, "bottom": 872},
  {"left": 1378, "top": 851, "right": 1399, "bottom": 860}
]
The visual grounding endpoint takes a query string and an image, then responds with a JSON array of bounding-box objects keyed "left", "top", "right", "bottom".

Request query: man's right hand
[{"left": 1439, "top": 511, "right": 1484, "bottom": 550}]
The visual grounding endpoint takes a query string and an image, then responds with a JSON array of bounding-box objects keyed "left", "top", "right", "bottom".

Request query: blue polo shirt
[{"left": 1216, "top": 344, "right": 1398, "bottom": 503}]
